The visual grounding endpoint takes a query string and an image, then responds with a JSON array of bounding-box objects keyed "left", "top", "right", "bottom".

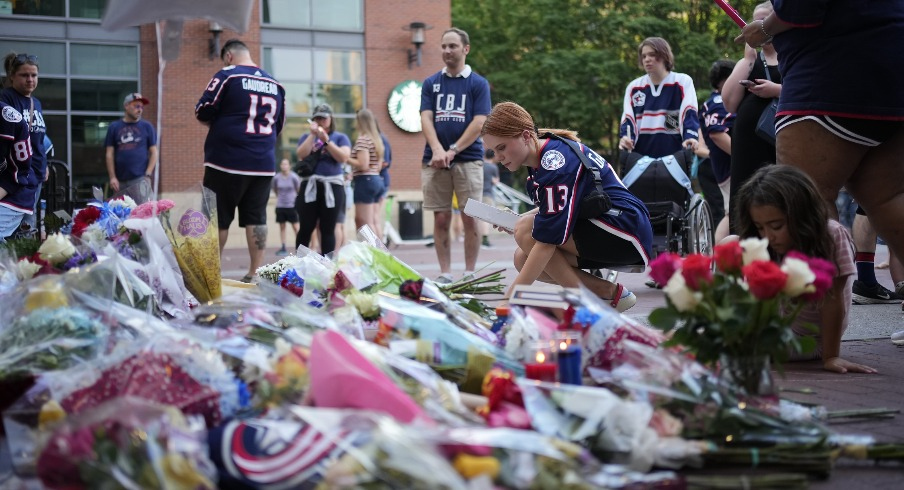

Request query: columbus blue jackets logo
[
  {"left": 2, "top": 106, "right": 22, "bottom": 123},
  {"left": 632, "top": 92, "right": 646, "bottom": 107},
  {"left": 541, "top": 150, "right": 566, "bottom": 171},
  {"left": 210, "top": 417, "right": 370, "bottom": 489}
]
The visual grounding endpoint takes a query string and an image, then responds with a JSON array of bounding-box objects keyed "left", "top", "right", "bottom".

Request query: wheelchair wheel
[{"left": 685, "top": 194, "right": 714, "bottom": 256}]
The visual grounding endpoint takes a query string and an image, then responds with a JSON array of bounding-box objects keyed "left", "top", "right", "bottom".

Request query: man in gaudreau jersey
[
  {"left": 0, "top": 101, "right": 35, "bottom": 241},
  {"left": 195, "top": 39, "right": 287, "bottom": 283},
  {"left": 420, "top": 27, "right": 492, "bottom": 283}
]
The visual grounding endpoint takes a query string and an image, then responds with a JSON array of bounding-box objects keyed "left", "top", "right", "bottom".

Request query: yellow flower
[
  {"left": 161, "top": 453, "right": 215, "bottom": 490},
  {"left": 38, "top": 400, "right": 66, "bottom": 430},
  {"left": 452, "top": 453, "right": 500, "bottom": 480}
]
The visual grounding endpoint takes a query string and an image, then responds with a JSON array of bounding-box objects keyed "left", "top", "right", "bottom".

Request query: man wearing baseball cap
[{"left": 104, "top": 92, "right": 157, "bottom": 201}]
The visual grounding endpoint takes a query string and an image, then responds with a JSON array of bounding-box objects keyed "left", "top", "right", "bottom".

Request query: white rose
[
  {"left": 739, "top": 237, "right": 770, "bottom": 265},
  {"left": 37, "top": 233, "right": 76, "bottom": 265},
  {"left": 781, "top": 257, "right": 816, "bottom": 297},
  {"left": 80, "top": 224, "right": 107, "bottom": 248},
  {"left": 663, "top": 272, "right": 702, "bottom": 312},
  {"left": 17, "top": 259, "right": 41, "bottom": 280}
]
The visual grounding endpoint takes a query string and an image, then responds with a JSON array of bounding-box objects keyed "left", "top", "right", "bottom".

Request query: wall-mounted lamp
[
  {"left": 404, "top": 22, "right": 431, "bottom": 69},
  {"left": 208, "top": 21, "right": 224, "bottom": 60}
]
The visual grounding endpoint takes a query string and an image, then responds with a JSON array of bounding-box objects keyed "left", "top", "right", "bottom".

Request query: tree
[{"left": 453, "top": 0, "right": 762, "bottom": 160}]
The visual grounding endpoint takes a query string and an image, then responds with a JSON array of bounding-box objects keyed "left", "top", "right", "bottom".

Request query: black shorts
[
  {"left": 776, "top": 115, "right": 904, "bottom": 147},
  {"left": 203, "top": 167, "right": 272, "bottom": 228},
  {"left": 572, "top": 218, "right": 647, "bottom": 270},
  {"left": 275, "top": 207, "right": 299, "bottom": 223}
]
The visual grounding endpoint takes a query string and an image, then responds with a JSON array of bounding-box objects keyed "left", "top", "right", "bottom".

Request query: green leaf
[{"left": 648, "top": 307, "right": 681, "bottom": 329}]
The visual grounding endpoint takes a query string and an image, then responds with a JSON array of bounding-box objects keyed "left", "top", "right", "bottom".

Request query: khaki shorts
[{"left": 421, "top": 160, "right": 484, "bottom": 212}]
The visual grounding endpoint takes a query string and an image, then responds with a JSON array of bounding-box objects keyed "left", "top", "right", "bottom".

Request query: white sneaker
[
  {"left": 609, "top": 284, "right": 637, "bottom": 313},
  {"left": 891, "top": 330, "right": 904, "bottom": 346},
  {"left": 435, "top": 273, "right": 454, "bottom": 284}
]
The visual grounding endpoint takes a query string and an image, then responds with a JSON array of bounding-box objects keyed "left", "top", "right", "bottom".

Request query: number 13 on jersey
[{"left": 246, "top": 94, "right": 278, "bottom": 135}]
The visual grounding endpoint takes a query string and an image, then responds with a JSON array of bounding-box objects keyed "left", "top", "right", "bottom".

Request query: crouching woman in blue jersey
[{"left": 481, "top": 102, "right": 653, "bottom": 312}]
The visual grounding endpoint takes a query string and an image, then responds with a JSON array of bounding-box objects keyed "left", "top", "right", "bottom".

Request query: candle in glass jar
[
  {"left": 524, "top": 341, "right": 557, "bottom": 382},
  {"left": 555, "top": 331, "right": 582, "bottom": 385}
]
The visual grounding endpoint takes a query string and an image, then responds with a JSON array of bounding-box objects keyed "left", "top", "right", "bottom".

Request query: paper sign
[{"left": 463, "top": 198, "right": 520, "bottom": 232}]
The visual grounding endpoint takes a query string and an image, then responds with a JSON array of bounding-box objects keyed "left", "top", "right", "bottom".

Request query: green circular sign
[{"left": 387, "top": 80, "right": 423, "bottom": 133}]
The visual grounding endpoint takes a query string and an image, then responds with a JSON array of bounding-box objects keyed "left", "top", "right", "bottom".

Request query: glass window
[
  {"left": 312, "top": 0, "right": 362, "bottom": 31},
  {"left": 44, "top": 114, "right": 67, "bottom": 161},
  {"left": 70, "top": 79, "right": 137, "bottom": 111},
  {"left": 282, "top": 81, "right": 313, "bottom": 115},
  {"left": 314, "top": 50, "right": 362, "bottom": 82},
  {"left": 70, "top": 44, "right": 138, "bottom": 77},
  {"left": 264, "top": 47, "right": 312, "bottom": 80},
  {"left": 33, "top": 77, "right": 67, "bottom": 110},
  {"left": 70, "top": 0, "right": 106, "bottom": 18},
  {"left": 6, "top": 0, "right": 64, "bottom": 17},
  {"left": 316, "top": 83, "right": 362, "bottom": 116},
  {"left": 71, "top": 115, "right": 119, "bottom": 178},
  {"left": 262, "top": 0, "right": 310, "bottom": 28},
  {"left": 0, "top": 40, "right": 66, "bottom": 75}
]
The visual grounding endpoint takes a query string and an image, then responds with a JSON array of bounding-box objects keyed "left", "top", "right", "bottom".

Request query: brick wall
[{"left": 143, "top": 0, "right": 450, "bottom": 195}]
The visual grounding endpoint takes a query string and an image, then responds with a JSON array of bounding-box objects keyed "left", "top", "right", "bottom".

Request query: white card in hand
[{"left": 463, "top": 198, "right": 520, "bottom": 232}]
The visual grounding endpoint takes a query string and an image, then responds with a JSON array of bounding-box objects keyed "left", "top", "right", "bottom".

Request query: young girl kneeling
[
  {"left": 481, "top": 102, "right": 653, "bottom": 312},
  {"left": 733, "top": 165, "right": 877, "bottom": 374}
]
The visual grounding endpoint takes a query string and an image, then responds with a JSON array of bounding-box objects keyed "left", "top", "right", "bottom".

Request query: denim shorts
[
  {"left": 0, "top": 206, "right": 26, "bottom": 242},
  {"left": 353, "top": 175, "right": 385, "bottom": 204}
]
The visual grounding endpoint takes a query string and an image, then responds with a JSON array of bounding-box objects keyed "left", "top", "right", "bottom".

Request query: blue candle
[{"left": 557, "top": 345, "right": 582, "bottom": 385}]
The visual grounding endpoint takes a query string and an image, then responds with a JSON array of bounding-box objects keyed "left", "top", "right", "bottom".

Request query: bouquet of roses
[{"left": 648, "top": 238, "right": 834, "bottom": 378}]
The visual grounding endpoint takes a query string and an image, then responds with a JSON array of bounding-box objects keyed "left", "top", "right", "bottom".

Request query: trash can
[{"left": 398, "top": 200, "right": 423, "bottom": 240}]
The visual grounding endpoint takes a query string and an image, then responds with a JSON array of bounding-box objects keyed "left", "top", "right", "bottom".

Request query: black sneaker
[{"left": 852, "top": 280, "right": 903, "bottom": 305}]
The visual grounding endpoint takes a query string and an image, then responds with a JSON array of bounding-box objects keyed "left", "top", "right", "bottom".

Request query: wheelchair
[{"left": 619, "top": 149, "right": 715, "bottom": 258}]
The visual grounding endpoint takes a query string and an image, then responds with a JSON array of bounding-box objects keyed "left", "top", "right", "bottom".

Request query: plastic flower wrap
[
  {"left": 123, "top": 210, "right": 199, "bottom": 316},
  {"left": 36, "top": 397, "right": 216, "bottom": 490},
  {"left": 376, "top": 295, "right": 523, "bottom": 393},
  {"left": 648, "top": 239, "right": 831, "bottom": 370},
  {"left": 159, "top": 185, "right": 221, "bottom": 302},
  {"left": 34, "top": 332, "right": 249, "bottom": 430},
  {"left": 0, "top": 306, "right": 108, "bottom": 381},
  {"left": 248, "top": 338, "right": 311, "bottom": 409},
  {"left": 335, "top": 240, "right": 420, "bottom": 293},
  {"left": 63, "top": 244, "right": 160, "bottom": 315},
  {"left": 516, "top": 378, "right": 710, "bottom": 472},
  {"left": 257, "top": 246, "right": 335, "bottom": 305},
  {"left": 209, "top": 406, "right": 467, "bottom": 490},
  {"left": 563, "top": 286, "right": 665, "bottom": 373},
  {"left": 350, "top": 336, "right": 485, "bottom": 427}
]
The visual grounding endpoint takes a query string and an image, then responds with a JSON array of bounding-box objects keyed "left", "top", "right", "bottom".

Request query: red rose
[
  {"left": 649, "top": 252, "right": 682, "bottom": 285},
  {"left": 713, "top": 241, "right": 744, "bottom": 274},
  {"left": 742, "top": 260, "right": 788, "bottom": 299},
  {"left": 681, "top": 253, "right": 713, "bottom": 290}
]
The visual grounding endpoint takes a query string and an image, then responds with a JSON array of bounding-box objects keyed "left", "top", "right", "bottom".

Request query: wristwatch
[{"left": 449, "top": 143, "right": 459, "bottom": 154}]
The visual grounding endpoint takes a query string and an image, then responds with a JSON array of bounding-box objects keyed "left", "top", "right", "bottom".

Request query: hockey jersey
[
  {"left": 0, "top": 101, "right": 38, "bottom": 214},
  {"left": 619, "top": 71, "right": 700, "bottom": 158},
  {"left": 196, "top": 64, "right": 287, "bottom": 175},
  {"left": 527, "top": 137, "right": 651, "bottom": 260}
]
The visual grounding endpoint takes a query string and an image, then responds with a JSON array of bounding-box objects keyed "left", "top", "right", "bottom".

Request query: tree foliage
[{"left": 452, "top": 0, "right": 764, "bottom": 160}]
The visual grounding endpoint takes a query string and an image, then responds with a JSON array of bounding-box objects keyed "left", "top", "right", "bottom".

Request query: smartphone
[{"left": 739, "top": 80, "right": 756, "bottom": 87}]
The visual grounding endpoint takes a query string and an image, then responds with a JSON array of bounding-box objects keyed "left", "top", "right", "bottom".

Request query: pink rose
[
  {"left": 649, "top": 252, "right": 682, "bottom": 285},
  {"left": 786, "top": 252, "right": 836, "bottom": 302},
  {"left": 743, "top": 260, "right": 788, "bottom": 300},
  {"left": 681, "top": 253, "right": 713, "bottom": 290}
]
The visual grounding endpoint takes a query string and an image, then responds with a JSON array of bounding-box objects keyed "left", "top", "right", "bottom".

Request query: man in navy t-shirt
[
  {"left": 104, "top": 92, "right": 157, "bottom": 201},
  {"left": 195, "top": 39, "right": 287, "bottom": 283},
  {"left": 420, "top": 27, "right": 492, "bottom": 283}
]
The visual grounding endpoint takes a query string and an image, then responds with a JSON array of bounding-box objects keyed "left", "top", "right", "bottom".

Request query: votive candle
[{"left": 555, "top": 331, "right": 582, "bottom": 385}]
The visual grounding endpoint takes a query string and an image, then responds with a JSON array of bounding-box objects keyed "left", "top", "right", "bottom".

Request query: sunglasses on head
[{"left": 14, "top": 54, "right": 38, "bottom": 64}]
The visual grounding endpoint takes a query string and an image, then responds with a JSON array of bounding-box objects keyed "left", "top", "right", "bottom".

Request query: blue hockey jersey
[
  {"left": 0, "top": 101, "right": 39, "bottom": 214},
  {"left": 0, "top": 88, "right": 47, "bottom": 177},
  {"left": 196, "top": 64, "right": 286, "bottom": 175},
  {"left": 619, "top": 71, "right": 700, "bottom": 158},
  {"left": 527, "top": 138, "right": 651, "bottom": 260}
]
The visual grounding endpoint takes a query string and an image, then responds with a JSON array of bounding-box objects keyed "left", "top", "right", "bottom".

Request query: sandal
[{"left": 240, "top": 274, "right": 255, "bottom": 284}]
